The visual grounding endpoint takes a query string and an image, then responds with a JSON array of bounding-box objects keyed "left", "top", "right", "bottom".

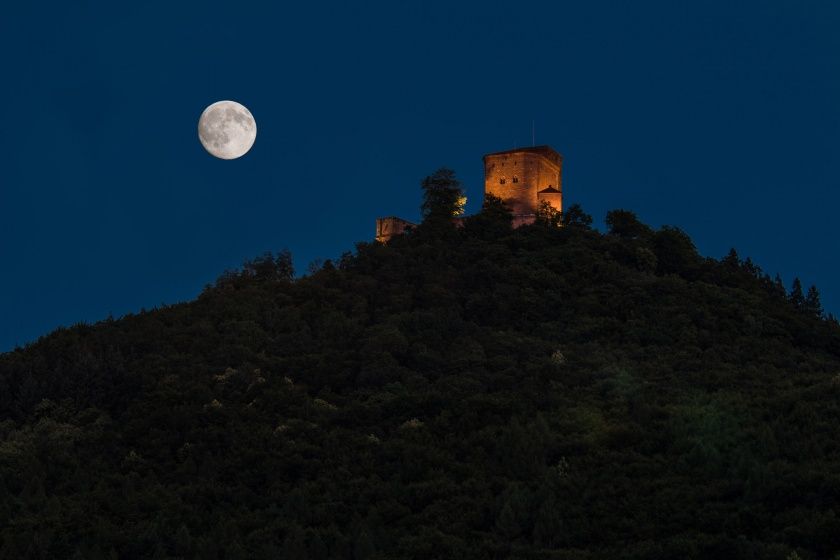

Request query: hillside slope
[{"left": 2, "top": 209, "right": 840, "bottom": 559}]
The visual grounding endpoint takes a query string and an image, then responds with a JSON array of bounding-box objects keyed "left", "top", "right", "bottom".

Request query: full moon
[{"left": 198, "top": 100, "right": 257, "bottom": 159}]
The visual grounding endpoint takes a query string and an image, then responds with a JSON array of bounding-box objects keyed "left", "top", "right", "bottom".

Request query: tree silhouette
[
  {"left": 774, "top": 274, "right": 787, "bottom": 298},
  {"left": 789, "top": 278, "right": 806, "bottom": 309},
  {"left": 464, "top": 193, "right": 512, "bottom": 239},
  {"left": 561, "top": 203, "right": 593, "bottom": 229},
  {"left": 605, "top": 209, "right": 651, "bottom": 239},
  {"left": 722, "top": 248, "right": 740, "bottom": 268},
  {"left": 537, "top": 200, "right": 562, "bottom": 227},
  {"left": 420, "top": 168, "right": 465, "bottom": 225},
  {"left": 805, "top": 285, "right": 823, "bottom": 317},
  {"left": 652, "top": 226, "right": 699, "bottom": 276}
]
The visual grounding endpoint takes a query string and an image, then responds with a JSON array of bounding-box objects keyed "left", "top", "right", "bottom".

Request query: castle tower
[
  {"left": 483, "top": 145, "right": 563, "bottom": 227},
  {"left": 375, "top": 145, "right": 564, "bottom": 242}
]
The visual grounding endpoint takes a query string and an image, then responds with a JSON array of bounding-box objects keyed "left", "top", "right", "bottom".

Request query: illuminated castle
[{"left": 376, "top": 145, "right": 563, "bottom": 242}]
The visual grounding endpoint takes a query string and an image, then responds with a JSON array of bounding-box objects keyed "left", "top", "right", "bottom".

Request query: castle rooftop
[{"left": 483, "top": 145, "right": 562, "bottom": 162}]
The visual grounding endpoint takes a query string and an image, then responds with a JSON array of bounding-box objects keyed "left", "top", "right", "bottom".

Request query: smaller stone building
[{"left": 375, "top": 216, "right": 416, "bottom": 243}]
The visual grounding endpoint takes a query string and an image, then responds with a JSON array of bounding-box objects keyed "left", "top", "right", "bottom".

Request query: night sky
[{"left": 1, "top": 1, "right": 838, "bottom": 351}]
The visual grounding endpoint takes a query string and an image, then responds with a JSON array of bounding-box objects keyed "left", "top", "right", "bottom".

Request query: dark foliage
[
  {"left": 805, "top": 285, "right": 824, "bottom": 318},
  {"left": 536, "top": 201, "right": 562, "bottom": 228},
  {"left": 561, "top": 203, "right": 593, "bottom": 230},
  {"left": 2, "top": 202, "right": 840, "bottom": 559},
  {"left": 419, "top": 168, "right": 465, "bottom": 226},
  {"left": 605, "top": 209, "right": 653, "bottom": 239},
  {"left": 463, "top": 194, "right": 513, "bottom": 240}
]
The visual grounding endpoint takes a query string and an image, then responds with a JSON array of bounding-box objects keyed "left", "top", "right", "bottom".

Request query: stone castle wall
[
  {"left": 375, "top": 146, "right": 563, "bottom": 242},
  {"left": 375, "top": 216, "right": 416, "bottom": 243},
  {"left": 483, "top": 146, "right": 563, "bottom": 218}
]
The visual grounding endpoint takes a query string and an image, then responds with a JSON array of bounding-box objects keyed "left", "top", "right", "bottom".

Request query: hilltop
[{"left": 2, "top": 198, "right": 840, "bottom": 559}]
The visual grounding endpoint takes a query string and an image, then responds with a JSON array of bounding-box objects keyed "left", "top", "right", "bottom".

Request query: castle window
[
  {"left": 500, "top": 177, "right": 506, "bottom": 185},
  {"left": 512, "top": 176, "right": 519, "bottom": 183}
]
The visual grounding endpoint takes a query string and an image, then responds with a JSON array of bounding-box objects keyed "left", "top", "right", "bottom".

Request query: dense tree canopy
[{"left": 2, "top": 190, "right": 840, "bottom": 559}]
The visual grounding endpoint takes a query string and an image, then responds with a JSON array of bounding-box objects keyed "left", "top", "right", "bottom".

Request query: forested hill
[{"left": 2, "top": 198, "right": 840, "bottom": 559}]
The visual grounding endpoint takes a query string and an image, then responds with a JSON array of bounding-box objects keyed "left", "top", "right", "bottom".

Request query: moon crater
[{"left": 198, "top": 100, "right": 257, "bottom": 160}]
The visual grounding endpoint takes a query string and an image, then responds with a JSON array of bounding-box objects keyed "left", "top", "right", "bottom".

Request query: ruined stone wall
[{"left": 375, "top": 216, "right": 416, "bottom": 243}]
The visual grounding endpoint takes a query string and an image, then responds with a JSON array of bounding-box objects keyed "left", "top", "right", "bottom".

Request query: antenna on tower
[{"left": 531, "top": 119, "right": 535, "bottom": 147}]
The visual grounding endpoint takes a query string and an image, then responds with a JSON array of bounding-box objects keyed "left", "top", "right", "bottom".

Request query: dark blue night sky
[{"left": 1, "top": 1, "right": 838, "bottom": 351}]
